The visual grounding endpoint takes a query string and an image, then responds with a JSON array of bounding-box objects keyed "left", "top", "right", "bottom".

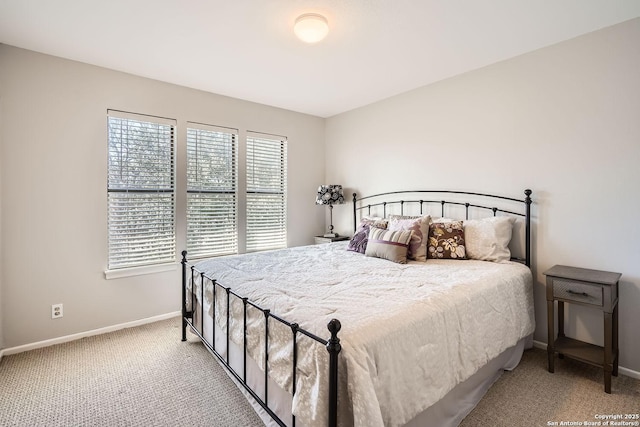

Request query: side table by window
[
  {"left": 544, "top": 264, "right": 621, "bottom": 393},
  {"left": 314, "top": 235, "right": 350, "bottom": 244}
]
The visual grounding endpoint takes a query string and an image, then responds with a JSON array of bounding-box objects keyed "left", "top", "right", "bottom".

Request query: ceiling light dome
[{"left": 294, "top": 13, "right": 329, "bottom": 43}]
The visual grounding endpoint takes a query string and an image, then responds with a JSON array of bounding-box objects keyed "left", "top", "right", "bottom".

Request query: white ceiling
[{"left": 1, "top": 1, "right": 639, "bottom": 118}]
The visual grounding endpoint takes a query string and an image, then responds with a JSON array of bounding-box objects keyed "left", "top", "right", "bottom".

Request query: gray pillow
[{"left": 365, "top": 227, "right": 413, "bottom": 264}]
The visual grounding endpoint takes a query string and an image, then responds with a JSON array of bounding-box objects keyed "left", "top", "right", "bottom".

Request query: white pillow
[{"left": 464, "top": 217, "right": 515, "bottom": 262}]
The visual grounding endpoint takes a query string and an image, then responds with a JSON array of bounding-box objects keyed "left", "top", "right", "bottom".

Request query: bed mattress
[{"left": 188, "top": 241, "right": 535, "bottom": 427}]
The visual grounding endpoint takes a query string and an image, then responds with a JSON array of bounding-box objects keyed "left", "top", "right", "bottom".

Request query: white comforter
[{"left": 190, "top": 241, "right": 535, "bottom": 427}]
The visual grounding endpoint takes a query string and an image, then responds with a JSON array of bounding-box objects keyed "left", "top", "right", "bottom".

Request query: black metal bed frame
[
  {"left": 354, "top": 189, "right": 532, "bottom": 267},
  {"left": 181, "top": 188, "right": 533, "bottom": 427}
]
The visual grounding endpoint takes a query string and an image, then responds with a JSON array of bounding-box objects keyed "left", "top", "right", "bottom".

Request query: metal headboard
[{"left": 352, "top": 189, "right": 533, "bottom": 267}]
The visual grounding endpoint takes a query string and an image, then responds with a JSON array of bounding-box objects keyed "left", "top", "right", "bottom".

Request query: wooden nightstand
[
  {"left": 314, "top": 235, "right": 350, "bottom": 244},
  {"left": 544, "top": 264, "right": 621, "bottom": 393}
]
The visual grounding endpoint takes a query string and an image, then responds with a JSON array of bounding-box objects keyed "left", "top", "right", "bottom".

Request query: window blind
[
  {"left": 186, "top": 123, "right": 238, "bottom": 258},
  {"left": 107, "top": 111, "right": 176, "bottom": 269},
  {"left": 246, "top": 132, "right": 287, "bottom": 252}
]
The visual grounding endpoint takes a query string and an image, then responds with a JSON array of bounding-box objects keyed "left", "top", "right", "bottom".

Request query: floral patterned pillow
[
  {"left": 347, "top": 217, "right": 388, "bottom": 254},
  {"left": 360, "top": 216, "right": 388, "bottom": 229},
  {"left": 428, "top": 221, "right": 466, "bottom": 259},
  {"left": 347, "top": 224, "right": 370, "bottom": 254}
]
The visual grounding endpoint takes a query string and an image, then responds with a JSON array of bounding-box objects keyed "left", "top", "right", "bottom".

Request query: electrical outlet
[{"left": 52, "top": 304, "right": 63, "bottom": 319}]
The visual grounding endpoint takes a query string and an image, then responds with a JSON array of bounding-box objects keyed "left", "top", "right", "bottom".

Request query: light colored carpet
[
  {"left": 460, "top": 347, "right": 640, "bottom": 426},
  {"left": 1, "top": 317, "right": 638, "bottom": 426},
  {"left": 0, "top": 318, "right": 263, "bottom": 427}
]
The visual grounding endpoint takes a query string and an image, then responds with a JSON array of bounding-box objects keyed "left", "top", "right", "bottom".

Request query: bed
[{"left": 181, "top": 189, "right": 535, "bottom": 427}]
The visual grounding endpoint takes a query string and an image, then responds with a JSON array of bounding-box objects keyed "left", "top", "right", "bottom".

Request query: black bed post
[
  {"left": 352, "top": 193, "right": 357, "bottom": 233},
  {"left": 326, "top": 319, "right": 342, "bottom": 427},
  {"left": 524, "top": 189, "right": 532, "bottom": 267},
  {"left": 181, "top": 250, "right": 188, "bottom": 342}
]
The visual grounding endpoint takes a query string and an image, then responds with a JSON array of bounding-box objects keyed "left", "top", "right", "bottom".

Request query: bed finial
[{"left": 328, "top": 318, "right": 341, "bottom": 337}]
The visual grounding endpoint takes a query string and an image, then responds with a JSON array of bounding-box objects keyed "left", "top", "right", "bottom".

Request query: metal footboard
[{"left": 181, "top": 250, "right": 341, "bottom": 427}]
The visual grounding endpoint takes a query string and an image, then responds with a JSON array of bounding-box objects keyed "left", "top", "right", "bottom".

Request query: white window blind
[
  {"left": 107, "top": 111, "right": 176, "bottom": 270},
  {"left": 246, "top": 132, "right": 287, "bottom": 252},
  {"left": 186, "top": 123, "right": 238, "bottom": 258}
]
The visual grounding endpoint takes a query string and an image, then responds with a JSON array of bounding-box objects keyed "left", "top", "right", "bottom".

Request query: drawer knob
[{"left": 567, "top": 289, "right": 589, "bottom": 297}]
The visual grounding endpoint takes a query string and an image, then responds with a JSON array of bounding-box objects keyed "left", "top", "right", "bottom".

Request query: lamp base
[{"left": 323, "top": 233, "right": 338, "bottom": 238}]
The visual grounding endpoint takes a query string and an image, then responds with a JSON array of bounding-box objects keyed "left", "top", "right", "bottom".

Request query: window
[
  {"left": 107, "top": 111, "right": 176, "bottom": 270},
  {"left": 107, "top": 110, "right": 288, "bottom": 273},
  {"left": 246, "top": 132, "right": 287, "bottom": 252},
  {"left": 186, "top": 123, "right": 238, "bottom": 258}
]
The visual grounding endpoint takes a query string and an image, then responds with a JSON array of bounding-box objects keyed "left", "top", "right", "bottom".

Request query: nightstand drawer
[{"left": 553, "top": 279, "right": 603, "bottom": 306}]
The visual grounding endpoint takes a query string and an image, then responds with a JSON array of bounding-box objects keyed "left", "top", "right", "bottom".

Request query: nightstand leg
[
  {"left": 604, "top": 311, "right": 613, "bottom": 394},
  {"left": 547, "top": 300, "right": 555, "bottom": 373},
  {"left": 557, "top": 301, "right": 565, "bottom": 359},
  {"left": 613, "top": 304, "right": 619, "bottom": 377}
]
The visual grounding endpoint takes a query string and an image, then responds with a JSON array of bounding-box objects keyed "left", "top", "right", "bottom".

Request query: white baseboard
[
  {"left": 532, "top": 339, "right": 640, "bottom": 380},
  {"left": 0, "top": 311, "right": 181, "bottom": 358},
  {"left": 532, "top": 339, "right": 547, "bottom": 351}
]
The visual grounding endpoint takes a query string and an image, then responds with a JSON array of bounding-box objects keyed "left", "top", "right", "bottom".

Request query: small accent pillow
[
  {"left": 388, "top": 215, "right": 430, "bottom": 261},
  {"left": 428, "top": 221, "right": 466, "bottom": 259},
  {"left": 365, "top": 227, "right": 413, "bottom": 264},
  {"left": 464, "top": 217, "right": 515, "bottom": 262},
  {"left": 347, "top": 224, "right": 370, "bottom": 254},
  {"left": 347, "top": 217, "right": 389, "bottom": 254},
  {"left": 361, "top": 216, "right": 388, "bottom": 229}
]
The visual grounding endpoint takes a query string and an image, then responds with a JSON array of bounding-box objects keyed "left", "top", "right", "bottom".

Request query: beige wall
[
  {"left": 2, "top": 18, "right": 639, "bottom": 374},
  {"left": 0, "top": 94, "right": 3, "bottom": 351},
  {"left": 0, "top": 45, "right": 326, "bottom": 348},
  {"left": 326, "top": 18, "right": 640, "bottom": 372}
]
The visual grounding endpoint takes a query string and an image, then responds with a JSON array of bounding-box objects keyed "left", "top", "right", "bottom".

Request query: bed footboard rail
[{"left": 181, "top": 251, "right": 341, "bottom": 427}]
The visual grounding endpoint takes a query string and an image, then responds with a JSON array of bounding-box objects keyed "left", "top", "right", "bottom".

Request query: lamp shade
[{"left": 316, "top": 185, "right": 344, "bottom": 205}]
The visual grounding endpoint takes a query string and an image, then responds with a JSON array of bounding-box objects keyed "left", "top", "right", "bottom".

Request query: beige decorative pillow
[
  {"left": 388, "top": 215, "right": 430, "bottom": 261},
  {"left": 464, "top": 217, "right": 515, "bottom": 262},
  {"left": 365, "top": 227, "right": 413, "bottom": 264},
  {"left": 428, "top": 221, "right": 466, "bottom": 259},
  {"left": 430, "top": 217, "right": 455, "bottom": 224}
]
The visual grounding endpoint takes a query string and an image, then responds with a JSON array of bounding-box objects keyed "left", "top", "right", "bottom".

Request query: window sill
[{"left": 104, "top": 262, "right": 177, "bottom": 280}]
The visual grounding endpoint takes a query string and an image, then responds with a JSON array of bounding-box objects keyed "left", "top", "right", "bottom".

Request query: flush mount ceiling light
[{"left": 294, "top": 13, "right": 329, "bottom": 43}]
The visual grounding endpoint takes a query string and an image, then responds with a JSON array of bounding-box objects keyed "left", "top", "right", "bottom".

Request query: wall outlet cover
[{"left": 52, "top": 304, "right": 63, "bottom": 319}]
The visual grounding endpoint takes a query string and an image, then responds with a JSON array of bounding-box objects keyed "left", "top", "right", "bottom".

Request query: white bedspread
[{"left": 189, "top": 241, "right": 535, "bottom": 427}]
